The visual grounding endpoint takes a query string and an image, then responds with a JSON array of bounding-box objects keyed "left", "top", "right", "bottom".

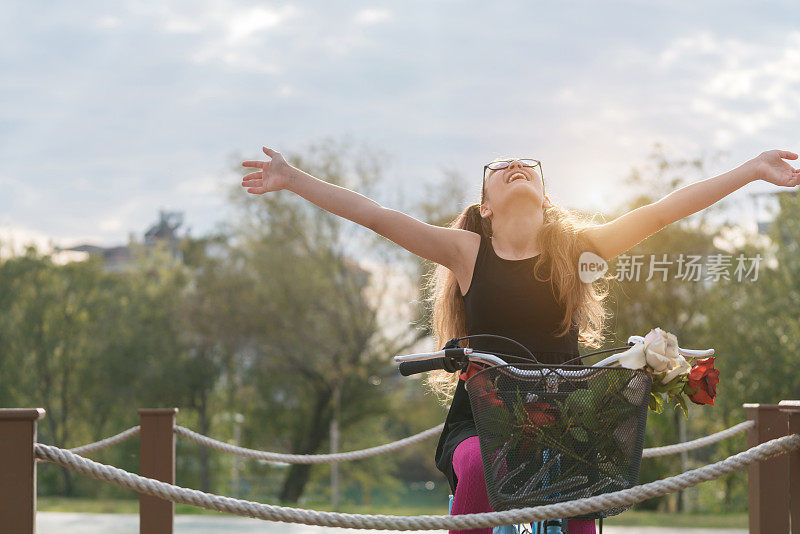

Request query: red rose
[
  {"left": 684, "top": 357, "right": 720, "bottom": 405},
  {"left": 518, "top": 401, "right": 556, "bottom": 457},
  {"left": 463, "top": 363, "right": 503, "bottom": 407},
  {"left": 460, "top": 362, "right": 484, "bottom": 382},
  {"left": 523, "top": 401, "right": 556, "bottom": 426}
]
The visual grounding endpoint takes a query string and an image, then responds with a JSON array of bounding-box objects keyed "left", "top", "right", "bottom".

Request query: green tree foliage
[
  {"left": 0, "top": 243, "right": 188, "bottom": 496},
  {"left": 223, "top": 139, "right": 437, "bottom": 504},
  {"left": 1, "top": 140, "right": 796, "bottom": 514}
]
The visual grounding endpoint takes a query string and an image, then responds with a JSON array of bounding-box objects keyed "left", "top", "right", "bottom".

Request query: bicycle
[{"left": 395, "top": 333, "right": 714, "bottom": 534}]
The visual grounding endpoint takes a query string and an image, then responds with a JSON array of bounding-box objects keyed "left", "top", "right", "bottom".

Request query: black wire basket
[{"left": 465, "top": 363, "right": 652, "bottom": 519}]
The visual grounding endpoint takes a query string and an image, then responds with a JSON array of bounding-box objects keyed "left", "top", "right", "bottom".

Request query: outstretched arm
[
  {"left": 584, "top": 150, "right": 800, "bottom": 261},
  {"left": 241, "top": 147, "right": 470, "bottom": 270}
]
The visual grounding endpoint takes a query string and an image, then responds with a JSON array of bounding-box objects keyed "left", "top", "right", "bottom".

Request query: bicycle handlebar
[
  {"left": 398, "top": 358, "right": 456, "bottom": 376},
  {"left": 394, "top": 334, "right": 715, "bottom": 378},
  {"left": 397, "top": 348, "right": 604, "bottom": 378}
]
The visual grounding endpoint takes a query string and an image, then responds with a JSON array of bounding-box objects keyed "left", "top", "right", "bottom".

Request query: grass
[
  {"left": 38, "top": 498, "right": 748, "bottom": 528},
  {"left": 38, "top": 497, "right": 222, "bottom": 516},
  {"left": 37, "top": 497, "right": 449, "bottom": 517},
  {"left": 603, "top": 510, "right": 747, "bottom": 529}
]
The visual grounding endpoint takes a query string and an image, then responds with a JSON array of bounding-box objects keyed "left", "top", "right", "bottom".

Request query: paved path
[{"left": 37, "top": 512, "right": 747, "bottom": 533}]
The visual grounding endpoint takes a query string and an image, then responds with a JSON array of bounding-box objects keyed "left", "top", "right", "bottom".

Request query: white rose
[
  {"left": 643, "top": 328, "right": 692, "bottom": 384},
  {"left": 660, "top": 355, "right": 692, "bottom": 384},
  {"left": 614, "top": 343, "right": 647, "bottom": 370},
  {"left": 643, "top": 328, "right": 673, "bottom": 372}
]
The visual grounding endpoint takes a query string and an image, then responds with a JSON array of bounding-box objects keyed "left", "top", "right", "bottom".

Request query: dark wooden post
[
  {"left": 0, "top": 408, "right": 46, "bottom": 534},
  {"left": 779, "top": 400, "right": 800, "bottom": 533},
  {"left": 744, "top": 403, "right": 790, "bottom": 533},
  {"left": 139, "top": 408, "right": 178, "bottom": 534}
]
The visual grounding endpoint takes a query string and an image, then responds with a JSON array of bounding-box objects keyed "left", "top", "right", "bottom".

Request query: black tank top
[{"left": 434, "top": 233, "right": 581, "bottom": 494}]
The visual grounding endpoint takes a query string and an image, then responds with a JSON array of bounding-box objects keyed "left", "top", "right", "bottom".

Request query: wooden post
[
  {"left": 0, "top": 408, "right": 46, "bottom": 534},
  {"left": 139, "top": 408, "right": 178, "bottom": 534},
  {"left": 779, "top": 400, "right": 800, "bottom": 533},
  {"left": 744, "top": 403, "right": 790, "bottom": 533}
]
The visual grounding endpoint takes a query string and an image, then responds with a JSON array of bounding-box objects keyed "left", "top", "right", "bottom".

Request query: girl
[{"left": 242, "top": 147, "right": 799, "bottom": 534}]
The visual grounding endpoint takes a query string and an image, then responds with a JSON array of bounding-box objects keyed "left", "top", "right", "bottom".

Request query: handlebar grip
[{"left": 399, "top": 357, "right": 449, "bottom": 376}]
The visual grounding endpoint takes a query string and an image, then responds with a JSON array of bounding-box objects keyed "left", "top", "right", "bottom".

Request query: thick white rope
[
  {"left": 68, "top": 426, "right": 141, "bottom": 456},
  {"left": 173, "top": 420, "right": 753, "bottom": 464},
  {"left": 60, "top": 419, "right": 751, "bottom": 465},
  {"left": 641, "top": 420, "right": 754, "bottom": 458},
  {"left": 33, "top": 433, "right": 800, "bottom": 530},
  {"left": 173, "top": 423, "right": 445, "bottom": 464}
]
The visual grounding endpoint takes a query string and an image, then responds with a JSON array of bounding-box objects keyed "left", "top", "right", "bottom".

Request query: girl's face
[{"left": 481, "top": 159, "right": 545, "bottom": 216}]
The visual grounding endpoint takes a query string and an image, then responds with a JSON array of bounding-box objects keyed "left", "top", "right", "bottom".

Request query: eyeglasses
[{"left": 482, "top": 159, "right": 543, "bottom": 198}]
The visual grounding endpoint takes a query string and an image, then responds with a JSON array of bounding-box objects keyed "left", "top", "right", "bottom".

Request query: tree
[
  {"left": 170, "top": 233, "right": 253, "bottom": 492},
  {"left": 702, "top": 190, "right": 800, "bottom": 509},
  {"left": 226, "top": 138, "right": 426, "bottom": 504},
  {"left": 600, "top": 145, "right": 731, "bottom": 511}
]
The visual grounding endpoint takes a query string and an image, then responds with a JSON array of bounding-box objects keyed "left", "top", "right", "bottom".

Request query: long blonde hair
[{"left": 423, "top": 171, "right": 610, "bottom": 403}]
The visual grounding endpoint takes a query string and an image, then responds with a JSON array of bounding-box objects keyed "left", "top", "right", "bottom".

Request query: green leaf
[
  {"left": 677, "top": 396, "right": 689, "bottom": 418},
  {"left": 581, "top": 412, "right": 601, "bottom": 431},
  {"left": 648, "top": 392, "right": 664, "bottom": 413},
  {"left": 587, "top": 370, "right": 615, "bottom": 395},
  {"left": 570, "top": 426, "right": 589, "bottom": 442},
  {"left": 665, "top": 377, "right": 686, "bottom": 392}
]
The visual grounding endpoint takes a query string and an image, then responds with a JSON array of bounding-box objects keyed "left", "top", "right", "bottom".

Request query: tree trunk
[
  {"left": 59, "top": 394, "right": 72, "bottom": 496},
  {"left": 279, "top": 388, "right": 332, "bottom": 504},
  {"left": 199, "top": 388, "right": 211, "bottom": 492},
  {"left": 60, "top": 466, "right": 73, "bottom": 496},
  {"left": 675, "top": 410, "right": 686, "bottom": 512}
]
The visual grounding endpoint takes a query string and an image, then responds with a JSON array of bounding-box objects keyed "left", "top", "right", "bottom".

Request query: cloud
[
  {"left": 544, "top": 28, "right": 800, "bottom": 174},
  {"left": 2, "top": 0, "right": 798, "bottom": 250},
  {"left": 666, "top": 31, "right": 800, "bottom": 143},
  {"left": 195, "top": 3, "right": 301, "bottom": 70},
  {"left": 658, "top": 31, "right": 725, "bottom": 64},
  {"left": 0, "top": 173, "right": 39, "bottom": 211},
  {"left": 120, "top": 1, "right": 300, "bottom": 72},
  {"left": 0, "top": 224, "right": 61, "bottom": 258},
  {"left": 353, "top": 8, "right": 392, "bottom": 25},
  {"left": 135, "top": 2, "right": 297, "bottom": 38},
  {"left": 95, "top": 15, "right": 121, "bottom": 29},
  {"left": 0, "top": 224, "right": 93, "bottom": 264}
]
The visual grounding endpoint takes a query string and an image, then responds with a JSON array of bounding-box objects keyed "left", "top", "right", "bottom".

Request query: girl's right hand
[{"left": 241, "top": 147, "right": 294, "bottom": 194}]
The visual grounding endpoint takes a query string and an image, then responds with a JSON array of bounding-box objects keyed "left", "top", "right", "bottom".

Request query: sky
[{"left": 2, "top": 0, "right": 799, "bottom": 253}]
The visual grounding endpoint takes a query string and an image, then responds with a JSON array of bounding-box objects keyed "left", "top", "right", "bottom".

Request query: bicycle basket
[{"left": 465, "top": 363, "right": 651, "bottom": 519}]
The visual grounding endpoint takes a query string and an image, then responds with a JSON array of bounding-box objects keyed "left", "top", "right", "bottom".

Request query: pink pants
[{"left": 450, "top": 436, "right": 596, "bottom": 534}]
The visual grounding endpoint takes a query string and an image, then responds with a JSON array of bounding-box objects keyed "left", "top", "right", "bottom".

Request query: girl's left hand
[{"left": 753, "top": 150, "right": 800, "bottom": 187}]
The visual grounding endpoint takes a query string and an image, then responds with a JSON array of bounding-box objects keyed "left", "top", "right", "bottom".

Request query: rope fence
[
  {"left": 175, "top": 421, "right": 754, "bottom": 463},
  {"left": 641, "top": 420, "right": 754, "bottom": 458},
  {"left": 174, "top": 423, "right": 445, "bottom": 463},
  {"left": 4, "top": 402, "right": 799, "bottom": 533},
  {"left": 60, "top": 419, "right": 754, "bottom": 465},
  {"left": 68, "top": 426, "right": 141, "bottom": 456},
  {"left": 31, "top": 434, "right": 800, "bottom": 529}
]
